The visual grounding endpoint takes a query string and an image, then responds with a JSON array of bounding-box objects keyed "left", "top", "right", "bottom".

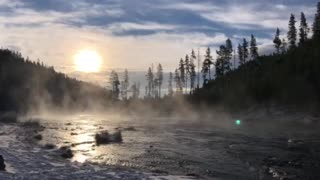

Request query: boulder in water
[
  {"left": 95, "top": 130, "right": 122, "bottom": 145},
  {"left": 111, "top": 131, "right": 122, "bottom": 142},
  {"left": 43, "top": 143, "right": 56, "bottom": 149},
  {"left": 0, "top": 155, "right": 5, "bottom": 171},
  {"left": 59, "top": 146, "right": 73, "bottom": 159},
  {"left": 95, "top": 130, "right": 110, "bottom": 145}
]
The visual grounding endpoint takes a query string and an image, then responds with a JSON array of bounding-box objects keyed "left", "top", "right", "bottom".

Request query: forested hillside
[
  {"left": 191, "top": 32, "right": 320, "bottom": 110},
  {"left": 0, "top": 50, "right": 112, "bottom": 113},
  {"left": 191, "top": 17, "right": 320, "bottom": 108}
]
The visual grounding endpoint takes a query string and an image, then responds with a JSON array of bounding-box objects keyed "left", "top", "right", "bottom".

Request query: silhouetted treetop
[{"left": 288, "top": 14, "right": 297, "bottom": 49}]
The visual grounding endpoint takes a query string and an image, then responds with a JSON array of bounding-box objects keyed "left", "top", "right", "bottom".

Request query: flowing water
[{"left": 1, "top": 113, "right": 320, "bottom": 179}]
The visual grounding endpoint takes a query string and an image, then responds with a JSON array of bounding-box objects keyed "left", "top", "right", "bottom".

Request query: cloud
[
  {"left": 161, "top": 2, "right": 220, "bottom": 12},
  {"left": 0, "top": 0, "right": 21, "bottom": 7},
  {"left": 0, "top": 0, "right": 317, "bottom": 83},
  {"left": 0, "top": 9, "right": 61, "bottom": 25},
  {"left": 108, "top": 22, "right": 177, "bottom": 34},
  {"left": 275, "top": 4, "right": 287, "bottom": 10},
  {"left": 162, "top": 1, "right": 316, "bottom": 31},
  {"left": 200, "top": 7, "right": 287, "bottom": 29}
]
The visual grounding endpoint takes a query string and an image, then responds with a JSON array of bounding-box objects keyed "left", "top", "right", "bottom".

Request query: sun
[{"left": 73, "top": 50, "right": 102, "bottom": 72}]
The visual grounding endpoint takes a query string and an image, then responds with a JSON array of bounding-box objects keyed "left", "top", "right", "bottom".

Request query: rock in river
[
  {"left": 95, "top": 130, "right": 122, "bottom": 145},
  {"left": 59, "top": 146, "right": 73, "bottom": 159}
]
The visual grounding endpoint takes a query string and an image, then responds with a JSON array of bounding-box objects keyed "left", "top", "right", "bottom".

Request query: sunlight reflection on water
[
  {"left": 72, "top": 153, "right": 88, "bottom": 163},
  {"left": 40, "top": 113, "right": 286, "bottom": 178},
  {"left": 54, "top": 115, "right": 140, "bottom": 165}
]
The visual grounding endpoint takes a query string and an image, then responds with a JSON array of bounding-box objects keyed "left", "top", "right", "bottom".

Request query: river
[{"left": 1, "top": 113, "right": 320, "bottom": 179}]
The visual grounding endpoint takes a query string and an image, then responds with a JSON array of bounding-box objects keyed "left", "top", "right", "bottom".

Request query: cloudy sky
[{"left": 0, "top": 0, "right": 318, "bottom": 76}]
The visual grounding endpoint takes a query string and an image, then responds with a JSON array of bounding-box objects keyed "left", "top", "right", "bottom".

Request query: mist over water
[{"left": 18, "top": 108, "right": 320, "bottom": 179}]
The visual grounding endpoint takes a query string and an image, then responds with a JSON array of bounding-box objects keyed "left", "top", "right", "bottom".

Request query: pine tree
[
  {"left": 156, "top": 63, "right": 163, "bottom": 97},
  {"left": 242, "top": 38, "right": 249, "bottom": 63},
  {"left": 190, "top": 64, "right": 196, "bottom": 92},
  {"left": 168, "top": 72, "right": 174, "bottom": 96},
  {"left": 215, "top": 45, "right": 225, "bottom": 78},
  {"left": 114, "top": 71, "right": 120, "bottom": 100},
  {"left": 225, "top": 38, "right": 233, "bottom": 72},
  {"left": 184, "top": 55, "right": 190, "bottom": 92},
  {"left": 250, "top": 34, "right": 259, "bottom": 60},
  {"left": 121, "top": 69, "right": 129, "bottom": 100},
  {"left": 288, "top": 14, "right": 297, "bottom": 49},
  {"left": 178, "top": 58, "right": 185, "bottom": 93},
  {"left": 238, "top": 44, "right": 245, "bottom": 65},
  {"left": 313, "top": 2, "right": 320, "bottom": 39},
  {"left": 109, "top": 70, "right": 120, "bottom": 100},
  {"left": 189, "top": 50, "right": 196, "bottom": 92},
  {"left": 215, "top": 39, "right": 232, "bottom": 78},
  {"left": 201, "top": 60, "right": 209, "bottom": 83},
  {"left": 196, "top": 48, "right": 201, "bottom": 89},
  {"left": 299, "top": 12, "right": 309, "bottom": 45},
  {"left": 203, "top": 47, "right": 213, "bottom": 80},
  {"left": 273, "top": 28, "right": 282, "bottom": 54},
  {"left": 146, "top": 67, "right": 154, "bottom": 98}
]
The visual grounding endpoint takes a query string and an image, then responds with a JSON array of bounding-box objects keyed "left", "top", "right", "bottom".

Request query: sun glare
[{"left": 73, "top": 50, "right": 102, "bottom": 72}]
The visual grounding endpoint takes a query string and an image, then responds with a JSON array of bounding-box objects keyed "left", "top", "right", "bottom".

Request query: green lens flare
[{"left": 235, "top": 120, "right": 241, "bottom": 125}]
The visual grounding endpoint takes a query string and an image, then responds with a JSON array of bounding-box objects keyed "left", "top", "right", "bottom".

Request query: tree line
[{"left": 108, "top": 69, "right": 140, "bottom": 100}]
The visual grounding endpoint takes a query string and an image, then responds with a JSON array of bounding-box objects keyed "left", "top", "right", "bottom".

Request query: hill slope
[
  {"left": 192, "top": 39, "right": 320, "bottom": 110},
  {"left": 0, "top": 49, "right": 112, "bottom": 113}
]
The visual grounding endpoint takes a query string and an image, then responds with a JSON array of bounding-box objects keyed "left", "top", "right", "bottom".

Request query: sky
[{"left": 0, "top": 0, "right": 318, "bottom": 86}]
